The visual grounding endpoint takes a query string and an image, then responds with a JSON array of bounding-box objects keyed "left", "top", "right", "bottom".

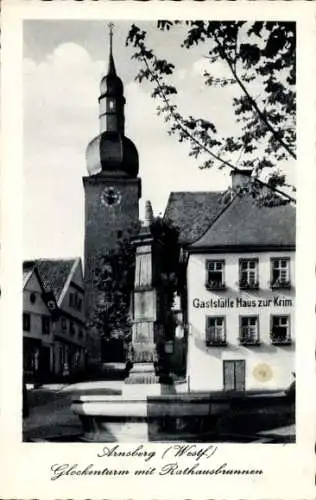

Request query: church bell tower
[{"left": 83, "top": 24, "right": 141, "bottom": 329}]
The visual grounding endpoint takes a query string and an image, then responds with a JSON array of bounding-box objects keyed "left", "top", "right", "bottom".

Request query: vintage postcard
[{"left": 0, "top": 0, "right": 315, "bottom": 498}]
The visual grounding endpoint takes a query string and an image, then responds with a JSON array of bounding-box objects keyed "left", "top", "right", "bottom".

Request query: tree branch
[
  {"left": 212, "top": 34, "right": 296, "bottom": 160},
  {"left": 140, "top": 53, "right": 296, "bottom": 204}
]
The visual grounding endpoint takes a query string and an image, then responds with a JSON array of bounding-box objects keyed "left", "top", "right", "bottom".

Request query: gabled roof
[
  {"left": 190, "top": 195, "right": 296, "bottom": 250},
  {"left": 32, "top": 258, "right": 77, "bottom": 301},
  {"left": 164, "top": 191, "right": 228, "bottom": 244},
  {"left": 23, "top": 261, "right": 35, "bottom": 287},
  {"left": 23, "top": 261, "right": 48, "bottom": 295}
]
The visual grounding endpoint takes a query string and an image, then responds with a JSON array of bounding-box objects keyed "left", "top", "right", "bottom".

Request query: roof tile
[
  {"left": 190, "top": 196, "right": 295, "bottom": 249},
  {"left": 164, "top": 191, "right": 227, "bottom": 244},
  {"left": 33, "top": 259, "right": 76, "bottom": 300}
]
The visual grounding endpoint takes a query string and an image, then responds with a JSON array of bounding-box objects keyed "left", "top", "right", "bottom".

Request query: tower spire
[
  {"left": 107, "top": 22, "right": 116, "bottom": 75},
  {"left": 86, "top": 23, "right": 139, "bottom": 177}
]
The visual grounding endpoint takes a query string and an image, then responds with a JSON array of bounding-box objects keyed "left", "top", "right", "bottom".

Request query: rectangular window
[
  {"left": 206, "top": 316, "right": 226, "bottom": 346},
  {"left": 223, "top": 360, "right": 245, "bottom": 391},
  {"left": 42, "top": 316, "right": 50, "bottom": 335},
  {"left": 239, "top": 259, "right": 259, "bottom": 289},
  {"left": 69, "top": 293, "right": 74, "bottom": 308},
  {"left": 271, "top": 258, "right": 291, "bottom": 288},
  {"left": 61, "top": 317, "right": 67, "bottom": 331},
  {"left": 69, "top": 292, "right": 82, "bottom": 311},
  {"left": 23, "top": 313, "right": 31, "bottom": 332},
  {"left": 69, "top": 321, "right": 75, "bottom": 336},
  {"left": 239, "top": 316, "right": 260, "bottom": 345},
  {"left": 205, "top": 260, "right": 225, "bottom": 290},
  {"left": 271, "top": 315, "right": 291, "bottom": 344}
]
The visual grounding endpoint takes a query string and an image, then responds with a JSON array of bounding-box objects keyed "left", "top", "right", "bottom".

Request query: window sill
[
  {"left": 239, "top": 283, "right": 259, "bottom": 291},
  {"left": 205, "top": 283, "right": 226, "bottom": 291},
  {"left": 271, "top": 339, "right": 292, "bottom": 346},
  {"left": 239, "top": 340, "right": 261, "bottom": 346},
  {"left": 206, "top": 341, "right": 227, "bottom": 347},
  {"left": 270, "top": 283, "right": 292, "bottom": 290}
]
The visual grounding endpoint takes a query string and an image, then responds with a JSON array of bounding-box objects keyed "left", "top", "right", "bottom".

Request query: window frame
[
  {"left": 69, "top": 291, "right": 83, "bottom": 311},
  {"left": 270, "top": 315, "right": 292, "bottom": 345},
  {"left": 239, "top": 258, "right": 259, "bottom": 290},
  {"left": 41, "top": 315, "right": 50, "bottom": 335},
  {"left": 108, "top": 99, "right": 116, "bottom": 111},
  {"left": 29, "top": 292, "right": 36, "bottom": 304},
  {"left": 239, "top": 315, "right": 260, "bottom": 345},
  {"left": 23, "top": 312, "right": 31, "bottom": 332},
  {"left": 69, "top": 321, "right": 75, "bottom": 336},
  {"left": 205, "top": 259, "right": 226, "bottom": 290},
  {"left": 270, "top": 257, "right": 291, "bottom": 289},
  {"left": 61, "top": 316, "right": 67, "bottom": 331},
  {"left": 205, "top": 316, "right": 227, "bottom": 346},
  {"left": 69, "top": 293, "right": 74, "bottom": 308}
]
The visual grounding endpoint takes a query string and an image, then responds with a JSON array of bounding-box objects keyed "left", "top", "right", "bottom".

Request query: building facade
[
  {"left": 23, "top": 264, "right": 54, "bottom": 382},
  {"left": 23, "top": 258, "right": 89, "bottom": 381},
  {"left": 165, "top": 172, "right": 296, "bottom": 392},
  {"left": 45, "top": 258, "right": 88, "bottom": 377},
  {"left": 187, "top": 249, "right": 295, "bottom": 391}
]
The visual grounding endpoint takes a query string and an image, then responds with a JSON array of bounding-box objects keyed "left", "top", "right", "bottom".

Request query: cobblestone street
[{"left": 23, "top": 381, "right": 123, "bottom": 441}]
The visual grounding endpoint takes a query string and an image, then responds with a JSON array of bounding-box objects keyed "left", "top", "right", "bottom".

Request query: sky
[{"left": 23, "top": 20, "right": 295, "bottom": 260}]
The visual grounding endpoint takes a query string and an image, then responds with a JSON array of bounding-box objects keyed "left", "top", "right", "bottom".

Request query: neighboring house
[
  {"left": 23, "top": 262, "right": 55, "bottom": 382},
  {"left": 165, "top": 170, "right": 295, "bottom": 392},
  {"left": 35, "top": 258, "right": 87, "bottom": 378},
  {"left": 23, "top": 257, "right": 90, "bottom": 381}
]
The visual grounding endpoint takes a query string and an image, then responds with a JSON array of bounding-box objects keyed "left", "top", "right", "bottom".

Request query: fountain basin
[{"left": 71, "top": 393, "right": 230, "bottom": 442}]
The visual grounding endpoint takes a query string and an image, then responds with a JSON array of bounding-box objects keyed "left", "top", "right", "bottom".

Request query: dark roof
[
  {"left": 164, "top": 191, "right": 227, "bottom": 244},
  {"left": 190, "top": 196, "right": 296, "bottom": 250},
  {"left": 31, "top": 259, "right": 76, "bottom": 300},
  {"left": 23, "top": 261, "right": 35, "bottom": 286}
]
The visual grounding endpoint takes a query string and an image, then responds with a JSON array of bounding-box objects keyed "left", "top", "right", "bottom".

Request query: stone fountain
[{"left": 71, "top": 202, "right": 171, "bottom": 441}]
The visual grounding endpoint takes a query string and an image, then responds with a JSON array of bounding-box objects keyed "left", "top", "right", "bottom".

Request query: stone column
[{"left": 125, "top": 201, "right": 159, "bottom": 389}]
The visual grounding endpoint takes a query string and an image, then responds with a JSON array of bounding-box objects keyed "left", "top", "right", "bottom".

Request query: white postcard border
[{"left": 0, "top": 1, "right": 315, "bottom": 499}]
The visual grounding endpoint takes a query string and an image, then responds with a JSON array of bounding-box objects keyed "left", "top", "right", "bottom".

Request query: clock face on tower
[{"left": 100, "top": 186, "right": 121, "bottom": 207}]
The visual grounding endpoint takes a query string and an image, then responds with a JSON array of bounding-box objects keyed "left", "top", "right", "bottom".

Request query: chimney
[{"left": 230, "top": 168, "right": 253, "bottom": 189}]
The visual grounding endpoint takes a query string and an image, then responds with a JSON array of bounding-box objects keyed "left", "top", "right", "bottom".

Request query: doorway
[{"left": 223, "top": 360, "right": 246, "bottom": 391}]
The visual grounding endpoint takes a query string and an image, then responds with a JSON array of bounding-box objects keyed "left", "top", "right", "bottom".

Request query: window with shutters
[
  {"left": 205, "top": 260, "right": 226, "bottom": 290},
  {"left": 271, "top": 315, "right": 291, "bottom": 345},
  {"left": 271, "top": 258, "right": 291, "bottom": 289},
  {"left": 206, "top": 316, "right": 227, "bottom": 346},
  {"left": 239, "top": 316, "right": 260, "bottom": 345},
  {"left": 239, "top": 259, "right": 259, "bottom": 289}
]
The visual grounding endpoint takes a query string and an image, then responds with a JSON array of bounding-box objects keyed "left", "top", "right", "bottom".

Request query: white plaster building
[{"left": 165, "top": 172, "right": 295, "bottom": 392}]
